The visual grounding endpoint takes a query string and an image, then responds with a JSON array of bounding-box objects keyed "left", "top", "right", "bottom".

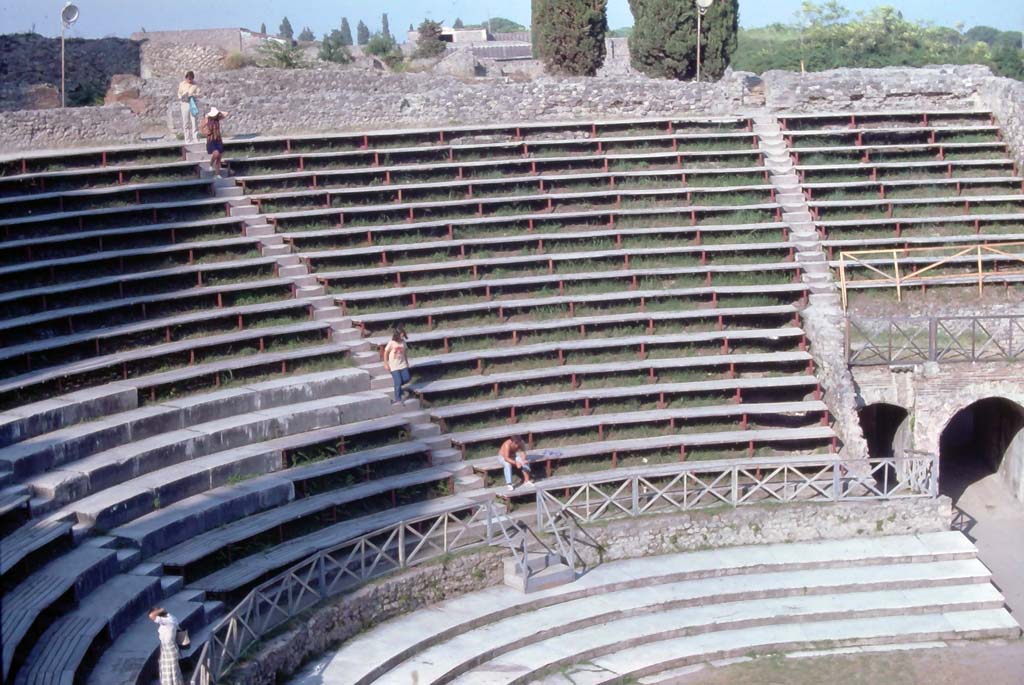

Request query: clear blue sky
[{"left": 1, "top": 0, "right": 1021, "bottom": 39}]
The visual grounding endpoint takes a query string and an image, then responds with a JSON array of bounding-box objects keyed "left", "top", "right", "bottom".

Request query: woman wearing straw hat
[{"left": 201, "top": 107, "right": 229, "bottom": 178}]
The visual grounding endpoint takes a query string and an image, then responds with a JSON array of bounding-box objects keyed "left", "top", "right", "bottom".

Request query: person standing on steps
[
  {"left": 148, "top": 607, "right": 185, "bottom": 685},
  {"left": 176, "top": 71, "right": 199, "bottom": 144},
  {"left": 201, "top": 107, "right": 229, "bottom": 179},
  {"left": 383, "top": 329, "right": 411, "bottom": 404},
  {"left": 499, "top": 436, "right": 533, "bottom": 491}
]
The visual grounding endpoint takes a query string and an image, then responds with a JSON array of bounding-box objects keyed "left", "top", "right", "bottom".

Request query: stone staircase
[
  {"left": 755, "top": 116, "right": 871, "bottom": 461},
  {"left": 192, "top": 146, "right": 477, "bottom": 495},
  {"left": 292, "top": 531, "right": 1020, "bottom": 685}
]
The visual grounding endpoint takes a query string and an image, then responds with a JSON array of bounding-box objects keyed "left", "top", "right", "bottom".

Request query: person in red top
[{"left": 499, "top": 436, "right": 532, "bottom": 491}]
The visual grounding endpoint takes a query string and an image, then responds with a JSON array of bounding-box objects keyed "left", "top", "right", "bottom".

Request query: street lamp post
[
  {"left": 60, "top": 2, "right": 80, "bottom": 108},
  {"left": 695, "top": 0, "right": 714, "bottom": 83}
]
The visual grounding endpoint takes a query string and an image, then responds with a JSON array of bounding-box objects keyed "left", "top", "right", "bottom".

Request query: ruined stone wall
[
  {"left": 981, "top": 77, "right": 1024, "bottom": 172},
  {"left": 231, "top": 497, "right": 949, "bottom": 685},
  {"left": 138, "top": 41, "right": 227, "bottom": 79},
  {"left": 0, "top": 34, "right": 142, "bottom": 111},
  {"left": 1, "top": 63, "right": 1020, "bottom": 159},
  {"left": 761, "top": 65, "right": 991, "bottom": 112}
]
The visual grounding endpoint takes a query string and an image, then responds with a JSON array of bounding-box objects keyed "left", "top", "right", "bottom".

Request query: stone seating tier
[
  {"left": 776, "top": 110, "right": 993, "bottom": 129},
  {"left": 0, "top": 236, "right": 266, "bottom": 294},
  {"left": 0, "top": 298, "right": 314, "bottom": 376},
  {"left": 342, "top": 282, "right": 804, "bottom": 326},
  {"left": 0, "top": 160, "right": 199, "bottom": 198},
  {"left": 426, "top": 375, "right": 820, "bottom": 431},
  {"left": 0, "top": 277, "right": 293, "bottom": 345},
  {"left": 0, "top": 215, "right": 252, "bottom": 264},
  {"left": 412, "top": 351, "right": 814, "bottom": 400},
  {"left": 178, "top": 493, "right": 479, "bottom": 599},
  {"left": 0, "top": 178, "right": 211, "bottom": 219},
  {"left": 0, "top": 319, "right": 337, "bottom": 410},
  {"left": 1, "top": 544, "right": 119, "bottom": 681},
  {"left": 24, "top": 391, "right": 389, "bottom": 513},
  {"left": 0, "top": 368, "right": 369, "bottom": 481},
  {"left": 363, "top": 304, "right": 799, "bottom": 352},
  {"left": 0, "top": 255, "right": 281, "bottom": 321},
  {"left": 467, "top": 423, "right": 836, "bottom": 479},
  {"left": 310, "top": 532, "right": 1014, "bottom": 685},
  {"left": 236, "top": 163, "right": 773, "bottom": 196},
  {"left": 111, "top": 439, "right": 434, "bottom": 559},
  {"left": 13, "top": 572, "right": 164, "bottom": 685},
  {"left": 247, "top": 178, "right": 775, "bottom": 213},
  {"left": 450, "top": 399, "right": 828, "bottom": 452}
]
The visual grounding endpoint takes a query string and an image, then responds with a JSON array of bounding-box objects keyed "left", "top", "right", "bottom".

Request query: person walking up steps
[
  {"left": 176, "top": 71, "right": 199, "bottom": 144},
  {"left": 149, "top": 607, "right": 185, "bottom": 685},
  {"left": 383, "top": 330, "right": 411, "bottom": 404}
]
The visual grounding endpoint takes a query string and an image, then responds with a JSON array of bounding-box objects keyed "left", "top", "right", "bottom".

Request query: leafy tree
[
  {"left": 357, "top": 20, "right": 370, "bottom": 45},
  {"left": 259, "top": 39, "right": 305, "bottom": 68},
  {"left": 415, "top": 19, "right": 447, "bottom": 58},
  {"left": 628, "top": 0, "right": 738, "bottom": 80},
  {"left": 478, "top": 17, "right": 526, "bottom": 33},
  {"left": 992, "top": 44, "right": 1024, "bottom": 80},
  {"left": 340, "top": 18, "right": 353, "bottom": 46},
  {"left": 366, "top": 32, "right": 403, "bottom": 68},
  {"left": 259, "top": 22, "right": 266, "bottom": 35},
  {"left": 278, "top": 16, "right": 294, "bottom": 41},
  {"left": 381, "top": 13, "right": 392, "bottom": 42},
  {"left": 298, "top": 26, "right": 315, "bottom": 42},
  {"left": 319, "top": 30, "right": 353, "bottom": 63},
  {"left": 453, "top": 18, "right": 464, "bottom": 29},
  {"left": 533, "top": 0, "right": 607, "bottom": 76}
]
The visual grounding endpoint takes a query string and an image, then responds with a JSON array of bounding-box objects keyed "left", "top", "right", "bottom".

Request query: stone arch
[
  {"left": 858, "top": 403, "right": 911, "bottom": 460},
  {"left": 938, "top": 397, "right": 1024, "bottom": 503}
]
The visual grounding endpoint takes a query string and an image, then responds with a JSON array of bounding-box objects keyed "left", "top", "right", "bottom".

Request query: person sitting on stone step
[{"left": 500, "top": 436, "right": 533, "bottom": 491}]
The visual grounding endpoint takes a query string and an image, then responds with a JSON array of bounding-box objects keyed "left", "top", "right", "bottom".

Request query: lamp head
[
  {"left": 696, "top": 0, "right": 714, "bottom": 10},
  {"left": 61, "top": 2, "right": 79, "bottom": 26}
]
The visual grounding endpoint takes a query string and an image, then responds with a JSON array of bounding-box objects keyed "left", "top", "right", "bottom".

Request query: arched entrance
[
  {"left": 858, "top": 403, "right": 910, "bottom": 460},
  {"left": 938, "top": 397, "right": 1024, "bottom": 503}
]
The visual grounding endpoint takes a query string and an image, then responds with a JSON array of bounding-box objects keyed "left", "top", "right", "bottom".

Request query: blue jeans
[
  {"left": 391, "top": 367, "right": 410, "bottom": 402},
  {"left": 503, "top": 460, "right": 532, "bottom": 485}
]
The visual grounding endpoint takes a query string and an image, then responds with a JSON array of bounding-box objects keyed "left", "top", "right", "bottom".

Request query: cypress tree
[
  {"left": 357, "top": 20, "right": 370, "bottom": 45},
  {"left": 340, "top": 18, "right": 353, "bottom": 46},
  {"left": 531, "top": 0, "right": 545, "bottom": 59},
  {"left": 381, "top": 13, "right": 392, "bottom": 42},
  {"left": 278, "top": 16, "right": 294, "bottom": 41},
  {"left": 628, "top": 0, "right": 738, "bottom": 80},
  {"left": 259, "top": 22, "right": 267, "bottom": 35},
  {"left": 298, "top": 26, "right": 315, "bottom": 42},
  {"left": 453, "top": 18, "right": 464, "bottom": 29},
  {"left": 533, "top": 0, "right": 608, "bottom": 76}
]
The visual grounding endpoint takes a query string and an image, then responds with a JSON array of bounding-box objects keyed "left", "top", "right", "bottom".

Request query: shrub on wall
[
  {"left": 223, "top": 51, "right": 251, "bottom": 70},
  {"left": 415, "top": 20, "right": 447, "bottom": 59},
  {"left": 258, "top": 39, "right": 306, "bottom": 68},
  {"left": 319, "top": 31, "right": 353, "bottom": 64}
]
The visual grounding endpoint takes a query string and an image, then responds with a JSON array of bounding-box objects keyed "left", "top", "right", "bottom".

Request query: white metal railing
[
  {"left": 190, "top": 454, "right": 937, "bottom": 684},
  {"left": 534, "top": 454, "right": 938, "bottom": 531},
  {"left": 189, "top": 499, "right": 497, "bottom": 684}
]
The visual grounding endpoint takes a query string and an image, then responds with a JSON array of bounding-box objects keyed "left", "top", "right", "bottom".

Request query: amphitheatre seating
[
  {"left": 773, "top": 110, "right": 1024, "bottom": 298},
  {"left": 300, "top": 531, "right": 1019, "bottom": 685},
  {"left": 3, "top": 109, "right": 1017, "bottom": 684}
]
